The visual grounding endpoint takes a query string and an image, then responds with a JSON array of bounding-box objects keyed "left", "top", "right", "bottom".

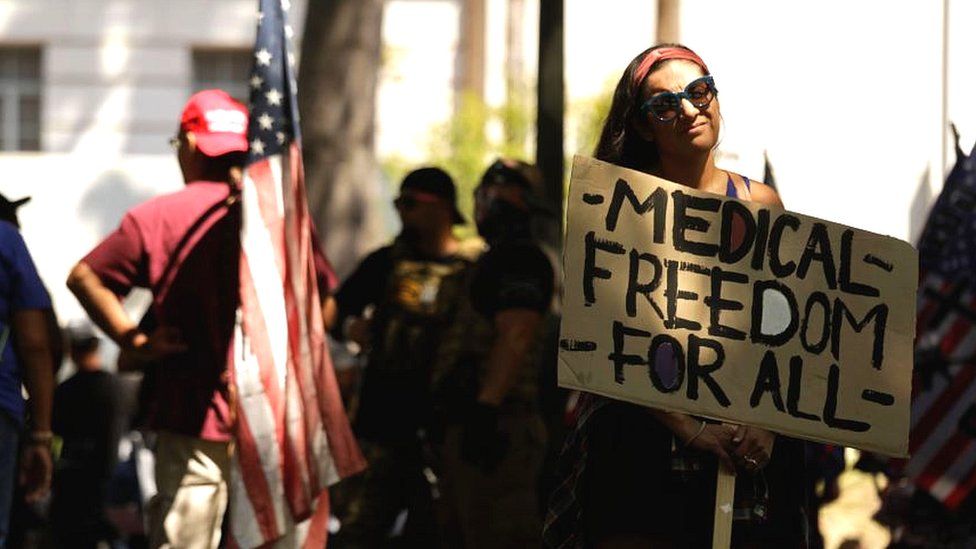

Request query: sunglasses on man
[
  {"left": 640, "top": 75, "right": 717, "bottom": 122},
  {"left": 393, "top": 191, "right": 444, "bottom": 210}
]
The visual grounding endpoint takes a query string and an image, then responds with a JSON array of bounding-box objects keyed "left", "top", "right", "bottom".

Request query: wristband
[
  {"left": 27, "top": 430, "right": 53, "bottom": 445},
  {"left": 684, "top": 421, "right": 706, "bottom": 448}
]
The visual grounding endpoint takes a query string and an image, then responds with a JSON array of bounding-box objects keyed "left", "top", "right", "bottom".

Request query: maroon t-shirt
[{"left": 84, "top": 181, "right": 336, "bottom": 441}]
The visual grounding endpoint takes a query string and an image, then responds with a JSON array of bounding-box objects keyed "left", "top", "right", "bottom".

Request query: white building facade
[{"left": 0, "top": 1, "right": 315, "bottom": 327}]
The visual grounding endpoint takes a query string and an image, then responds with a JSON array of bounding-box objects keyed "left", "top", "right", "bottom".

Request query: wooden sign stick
[{"left": 712, "top": 465, "right": 736, "bottom": 549}]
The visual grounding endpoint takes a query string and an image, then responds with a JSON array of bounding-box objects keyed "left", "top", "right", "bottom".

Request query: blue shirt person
[{"left": 0, "top": 212, "right": 55, "bottom": 547}]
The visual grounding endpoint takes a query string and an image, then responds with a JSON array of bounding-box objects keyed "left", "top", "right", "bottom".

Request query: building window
[
  {"left": 192, "top": 49, "right": 251, "bottom": 104},
  {"left": 0, "top": 47, "right": 41, "bottom": 152}
]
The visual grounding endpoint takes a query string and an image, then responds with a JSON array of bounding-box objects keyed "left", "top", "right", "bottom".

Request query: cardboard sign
[{"left": 559, "top": 156, "right": 917, "bottom": 457}]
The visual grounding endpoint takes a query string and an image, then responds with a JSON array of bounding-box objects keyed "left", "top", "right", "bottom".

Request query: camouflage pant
[
  {"left": 331, "top": 439, "right": 439, "bottom": 548},
  {"left": 437, "top": 413, "right": 547, "bottom": 549},
  {"left": 333, "top": 413, "right": 547, "bottom": 548}
]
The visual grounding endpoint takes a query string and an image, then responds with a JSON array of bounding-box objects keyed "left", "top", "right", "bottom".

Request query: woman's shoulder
[
  {"left": 748, "top": 180, "right": 784, "bottom": 208},
  {"left": 730, "top": 172, "right": 783, "bottom": 208}
]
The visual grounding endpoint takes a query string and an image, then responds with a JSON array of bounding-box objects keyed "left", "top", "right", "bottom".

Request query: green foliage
[
  {"left": 499, "top": 81, "right": 533, "bottom": 159},
  {"left": 425, "top": 92, "right": 488, "bottom": 237},
  {"left": 558, "top": 78, "right": 616, "bottom": 220},
  {"left": 379, "top": 153, "right": 413, "bottom": 195},
  {"left": 376, "top": 81, "right": 620, "bottom": 239},
  {"left": 572, "top": 79, "right": 616, "bottom": 156},
  {"left": 401, "top": 88, "right": 535, "bottom": 238}
]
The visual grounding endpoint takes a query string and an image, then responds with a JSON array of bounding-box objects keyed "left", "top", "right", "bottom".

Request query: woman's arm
[
  {"left": 725, "top": 177, "right": 782, "bottom": 471},
  {"left": 648, "top": 409, "right": 736, "bottom": 471}
]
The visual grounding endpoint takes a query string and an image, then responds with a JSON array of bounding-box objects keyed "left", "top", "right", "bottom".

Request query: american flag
[
  {"left": 229, "top": 0, "right": 365, "bottom": 546},
  {"left": 904, "top": 127, "right": 976, "bottom": 510}
]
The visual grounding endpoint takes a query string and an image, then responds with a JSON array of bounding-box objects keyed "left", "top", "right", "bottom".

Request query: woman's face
[{"left": 638, "top": 59, "right": 720, "bottom": 157}]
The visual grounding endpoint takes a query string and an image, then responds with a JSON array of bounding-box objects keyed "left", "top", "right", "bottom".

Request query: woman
[{"left": 543, "top": 44, "right": 807, "bottom": 548}]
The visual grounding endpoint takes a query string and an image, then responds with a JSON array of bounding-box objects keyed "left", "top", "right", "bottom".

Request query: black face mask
[{"left": 477, "top": 197, "right": 531, "bottom": 243}]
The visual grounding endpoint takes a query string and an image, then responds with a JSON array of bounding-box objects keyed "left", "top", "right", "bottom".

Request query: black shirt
[
  {"left": 470, "top": 240, "right": 554, "bottom": 318},
  {"left": 53, "top": 370, "right": 121, "bottom": 479},
  {"left": 335, "top": 240, "right": 475, "bottom": 442}
]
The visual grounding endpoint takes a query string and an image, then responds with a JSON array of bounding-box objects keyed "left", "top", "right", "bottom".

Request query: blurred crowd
[{"left": 0, "top": 88, "right": 572, "bottom": 549}]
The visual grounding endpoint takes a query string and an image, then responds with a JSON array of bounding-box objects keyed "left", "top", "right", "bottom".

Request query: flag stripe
[
  {"left": 916, "top": 277, "right": 948, "bottom": 330},
  {"left": 928, "top": 437, "right": 976, "bottom": 502},
  {"left": 940, "top": 301, "right": 975, "bottom": 357},
  {"left": 234, "top": 196, "right": 291, "bottom": 546},
  {"left": 280, "top": 146, "right": 316, "bottom": 519},
  {"left": 949, "top": 329, "right": 976, "bottom": 362},
  {"left": 242, "top": 167, "right": 291, "bottom": 391},
  {"left": 302, "top": 491, "right": 331, "bottom": 549},
  {"left": 910, "top": 292, "right": 976, "bottom": 453},
  {"left": 910, "top": 365, "right": 976, "bottom": 454},
  {"left": 284, "top": 143, "right": 328, "bottom": 490},
  {"left": 228, "top": 455, "right": 265, "bottom": 546},
  {"left": 945, "top": 459, "right": 976, "bottom": 509},
  {"left": 240, "top": 256, "right": 286, "bottom": 420},
  {"left": 906, "top": 374, "right": 976, "bottom": 484},
  {"left": 911, "top": 364, "right": 954, "bottom": 429},
  {"left": 232, "top": 388, "right": 282, "bottom": 541},
  {"left": 915, "top": 431, "right": 974, "bottom": 493}
]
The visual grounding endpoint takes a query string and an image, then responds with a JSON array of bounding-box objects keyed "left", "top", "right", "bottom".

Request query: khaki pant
[
  {"left": 439, "top": 413, "right": 547, "bottom": 549},
  {"left": 146, "top": 432, "right": 231, "bottom": 549}
]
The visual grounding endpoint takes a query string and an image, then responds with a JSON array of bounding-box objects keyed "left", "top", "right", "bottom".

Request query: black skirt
[{"left": 582, "top": 401, "right": 808, "bottom": 548}]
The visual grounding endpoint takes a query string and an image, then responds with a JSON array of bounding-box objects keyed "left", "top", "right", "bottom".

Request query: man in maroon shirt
[{"left": 67, "top": 90, "right": 337, "bottom": 548}]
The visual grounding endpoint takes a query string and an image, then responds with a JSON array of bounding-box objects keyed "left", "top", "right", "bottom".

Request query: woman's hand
[
  {"left": 728, "top": 425, "right": 776, "bottom": 473},
  {"left": 678, "top": 418, "right": 736, "bottom": 472}
]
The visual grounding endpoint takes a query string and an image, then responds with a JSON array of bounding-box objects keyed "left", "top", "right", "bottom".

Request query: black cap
[
  {"left": 478, "top": 159, "right": 558, "bottom": 218},
  {"left": 400, "top": 167, "right": 466, "bottom": 225},
  {"left": 480, "top": 159, "right": 536, "bottom": 190},
  {"left": 0, "top": 194, "right": 30, "bottom": 228}
]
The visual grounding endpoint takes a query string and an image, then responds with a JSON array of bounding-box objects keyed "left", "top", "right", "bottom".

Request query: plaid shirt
[
  {"left": 542, "top": 392, "right": 607, "bottom": 548},
  {"left": 542, "top": 394, "right": 798, "bottom": 547}
]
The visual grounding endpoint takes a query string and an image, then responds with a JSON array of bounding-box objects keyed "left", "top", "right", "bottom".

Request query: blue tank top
[{"left": 726, "top": 173, "right": 751, "bottom": 198}]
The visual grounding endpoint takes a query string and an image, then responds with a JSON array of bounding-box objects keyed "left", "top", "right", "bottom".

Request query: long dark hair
[{"left": 593, "top": 43, "right": 709, "bottom": 174}]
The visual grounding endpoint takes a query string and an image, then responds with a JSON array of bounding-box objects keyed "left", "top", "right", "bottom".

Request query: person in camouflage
[
  {"left": 331, "top": 167, "right": 479, "bottom": 548},
  {"left": 432, "top": 159, "right": 556, "bottom": 548}
]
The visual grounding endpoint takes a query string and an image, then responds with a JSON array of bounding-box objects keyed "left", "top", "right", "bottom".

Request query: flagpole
[{"left": 941, "top": 0, "right": 950, "bottom": 177}]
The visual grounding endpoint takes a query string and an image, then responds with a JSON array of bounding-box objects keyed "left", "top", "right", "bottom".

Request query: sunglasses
[
  {"left": 640, "top": 75, "right": 717, "bottom": 122},
  {"left": 393, "top": 191, "right": 442, "bottom": 210}
]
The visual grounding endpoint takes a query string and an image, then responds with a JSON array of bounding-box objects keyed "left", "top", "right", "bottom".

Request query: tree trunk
[
  {"left": 298, "top": 0, "right": 386, "bottom": 279},
  {"left": 656, "top": 0, "right": 680, "bottom": 44},
  {"left": 536, "top": 0, "right": 564, "bottom": 251},
  {"left": 460, "top": 0, "right": 487, "bottom": 98}
]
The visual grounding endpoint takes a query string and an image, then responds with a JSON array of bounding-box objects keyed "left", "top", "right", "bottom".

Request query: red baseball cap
[{"left": 179, "top": 89, "right": 249, "bottom": 157}]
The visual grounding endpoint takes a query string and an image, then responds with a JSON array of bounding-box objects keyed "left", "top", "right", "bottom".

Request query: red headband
[{"left": 631, "top": 47, "right": 710, "bottom": 93}]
